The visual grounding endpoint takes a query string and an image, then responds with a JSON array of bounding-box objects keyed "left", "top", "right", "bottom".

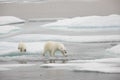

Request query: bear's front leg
[
  {"left": 51, "top": 50, "right": 55, "bottom": 57},
  {"left": 62, "top": 52, "right": 67, "bottom": 57}
]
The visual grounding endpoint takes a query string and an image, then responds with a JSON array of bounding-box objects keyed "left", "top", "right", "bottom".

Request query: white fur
[
  {"left": 18, "top": 42, "right": 26, "bottom": 52},
  {"left": 42, "top": 41, "right": 67, "bottom": 57}
]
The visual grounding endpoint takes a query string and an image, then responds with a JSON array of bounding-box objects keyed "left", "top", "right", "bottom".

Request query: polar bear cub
[
  {"left": 18, "top": 41, "right": 26, "bottom": 52},
  {"left": 42, "top": 41, "right": 67, "bottom": 57}
]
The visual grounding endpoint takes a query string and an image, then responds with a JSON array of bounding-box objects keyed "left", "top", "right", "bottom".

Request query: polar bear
[
  {"left": 18, "top": 41, "right": 26, "bottom": 52},
  {"left": 42, "top": 41, "right": 67, "bottom": 57}
]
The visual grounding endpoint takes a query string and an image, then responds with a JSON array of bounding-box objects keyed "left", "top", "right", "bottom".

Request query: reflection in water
[{"left": 42, "top": 57, "right": 68, "bottom": 63}]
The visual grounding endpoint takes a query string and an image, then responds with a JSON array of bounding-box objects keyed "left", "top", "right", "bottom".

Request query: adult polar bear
[{"left": 42, "top": 41, "right": 67, "bottom": 57}]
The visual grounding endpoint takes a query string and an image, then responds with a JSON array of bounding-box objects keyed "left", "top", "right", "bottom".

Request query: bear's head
[{"left": 58, "top": 44, "right": 67, "bottom": 57}]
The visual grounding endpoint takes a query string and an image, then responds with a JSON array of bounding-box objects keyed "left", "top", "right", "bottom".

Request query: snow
[
  {"left": 68, "top": 58, "right": 120, "bottom": 63},
  {"left": 0, "top": 64, "right": 36, "bottom": 68},
  {"left": 0, "top": 55, "right": 41, "bottom": 62},
  {"left": 43, "top": 14, "right": 120, "bottom": 27},
  {"left": 66, "top": 35, "right": 120, "bottom": 42},
  {"left": 41, "top": 58, "right": 120, "bottom": 73},
  {"left": 0, "top": 25, "right": 20, "bottom": 34},
  {"left": 107, "top": 44, "right": 120, "bottom": 54},
  {"left": 0, "top": 16, "right": 25, "bottom": 25},
  {"left": 1, "top": 34, "right": 120, "bottom": 55},
  {"left": 73, "top": 63, "right": 120, "bottom": 73},
  {"left": 0, "top": 42, "right": 45, "bottom": 55},
  {"left": 0, "top": 64, "right": 36, "bottom": 71},
  {"left": 3, "top": 34, "right": 120, "bottom": 42},
  {"left": 0, "top": 67, "right": 10, "bottom": 71},
  {"left": 41, "top": 62, "right": 120, "bottom": 73}
]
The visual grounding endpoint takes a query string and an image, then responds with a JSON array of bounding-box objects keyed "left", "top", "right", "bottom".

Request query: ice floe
[
  {"left": 107, "top": 44, "right": 120, "bottom": 54},
  {"left": 0, "top": 25, "right": 20, "bottom": 34},
  {"left": 0, "top": 64, "right": 36, "bottom": 71},
  {"left": 0, "top": 16, "right": 25, "bottom": 25},
  {"left": 0, "top": 42, "right": 45, "bottom": 55},
  {"left": 42, "top": 14, "right": 120, "bottom": 31},
  {"left": 2, "top": 34, "right": 120, "bottom": 42},
  {"left": 41, "top": 58, "right": 120, "bottom": 73}
]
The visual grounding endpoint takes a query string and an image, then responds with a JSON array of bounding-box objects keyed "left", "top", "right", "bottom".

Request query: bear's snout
[
  {"left": 64, "top": 50, "right": 67, "bottom": 57},
  {"left": 64, "top": 50, "right": 67, "bottom": 54}
]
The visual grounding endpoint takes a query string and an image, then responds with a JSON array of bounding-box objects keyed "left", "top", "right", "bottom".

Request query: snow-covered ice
[
  {"left": 0, "top": 16, "right": 25, "bottom": 25},
  {"left": 107, "top": 44, "right": 120, "bottom": 54},
  {"left": 43, "top": 14, "right": 120, "bottom": 27},
  {"left": 42, "top": 14, "right": 120, "bottom": 31},
  {"left": 0, "top": 42, "right": 45, "bottom": 55},
  {"left": 41, "top": 58, "right": 120, "bottom": 73},
  {"left": 0, "top": 25, "right": 20, "bottom": 34},
  {"left": 2, "top": 34, "right": 120, "bottom": 42},
  {"left": 0, "top": 64, "right": 36, "bottom": 71}
]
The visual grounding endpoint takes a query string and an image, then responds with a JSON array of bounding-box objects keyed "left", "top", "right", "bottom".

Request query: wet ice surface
[
  {"left": 41, "top": 62, "right": 120, "bottom": 73},
  {"left": 0, "top": 18, "right": 120, "bottom": 74}
]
